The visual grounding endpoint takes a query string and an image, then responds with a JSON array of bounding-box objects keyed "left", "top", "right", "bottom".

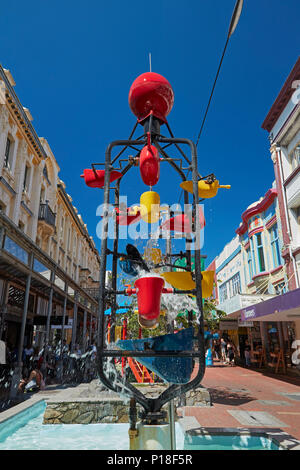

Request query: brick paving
[{"left": 182, "top": 361, "right": 300, "bottom": 440}]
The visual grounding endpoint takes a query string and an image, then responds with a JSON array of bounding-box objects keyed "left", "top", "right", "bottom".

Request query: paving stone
[
  {"left": 228, "top": 410, "right": 289, "bottom": 427},
  {"left": 256, "top": 400, "right": 293, "bottom": 407}
]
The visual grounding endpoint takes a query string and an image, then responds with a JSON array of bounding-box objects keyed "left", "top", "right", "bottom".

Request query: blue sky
[{"left": 1, "top": 0, "right": 299, "bottom": 266}]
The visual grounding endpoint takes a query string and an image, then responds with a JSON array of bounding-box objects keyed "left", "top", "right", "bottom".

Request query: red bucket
[{"left": 134, "top": 276, "right": 165, "bottom": 328}]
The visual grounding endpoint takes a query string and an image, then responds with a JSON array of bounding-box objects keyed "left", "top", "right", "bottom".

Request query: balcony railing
[{"left": 38, "top": 201, "right": 56, "bottom": 228}]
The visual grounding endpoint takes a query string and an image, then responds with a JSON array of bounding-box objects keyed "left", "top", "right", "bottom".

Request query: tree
[{"left": 203, "top": 298, "right": 227, "bottom": 331}]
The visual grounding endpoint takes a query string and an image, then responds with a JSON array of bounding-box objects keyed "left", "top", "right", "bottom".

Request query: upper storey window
[
  {"left": 23, "top": 164, "right": 31, "bottom": 193},
  {"left": 290, "top": 145, "right": 300, "bottom": 171},
  {"left": 3, "top": 136, "right": 13, "bottom": 170},
  {"left": 255, "top": 232, "right": 266, "bottom": 273}
]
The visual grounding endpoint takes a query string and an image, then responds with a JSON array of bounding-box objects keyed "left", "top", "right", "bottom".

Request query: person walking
[
  {"left": 227, "top": 341, "right": 236, "bottom": 366},
  {"left": 220, "top": 338, "right": 227, "bottom": 363},
  {"left": 213, "top": 339, "right": 221, "bottom": 361}
]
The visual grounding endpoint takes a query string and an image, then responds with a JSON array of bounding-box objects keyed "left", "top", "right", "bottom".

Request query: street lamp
[{"left": 228, "top": 0, "right": 244, "bottom": 38}]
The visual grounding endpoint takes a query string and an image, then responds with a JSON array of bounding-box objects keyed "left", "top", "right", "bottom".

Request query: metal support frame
[
  {"left": 95, "top": 120, "right": 206, "bottom": 417},
  {"left": 71, "top": 292, "right": 79, "bottom": 353}
]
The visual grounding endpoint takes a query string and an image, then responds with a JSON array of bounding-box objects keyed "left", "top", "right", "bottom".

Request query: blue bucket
[{"left": 116, "top": 328, "right": 194, "bottom": 384}]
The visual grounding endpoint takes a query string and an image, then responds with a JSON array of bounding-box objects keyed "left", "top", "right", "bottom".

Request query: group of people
[
  {"left": 16, "top": 340, "right": 98, "bottom": 394},
  {"left": 212, "top": 337, "right": 252, "bottom": 367},
  {"left": 212, "top": 337, "right": 236, "bottom": 366}
]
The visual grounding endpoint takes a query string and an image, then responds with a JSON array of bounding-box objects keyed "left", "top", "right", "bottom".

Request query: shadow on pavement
[{"left": 208, "top": 387, "right": 255, "bottom": 406}]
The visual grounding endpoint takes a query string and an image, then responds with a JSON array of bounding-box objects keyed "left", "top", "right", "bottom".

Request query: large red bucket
[{"left": 134, "top": 276, "right": 165, "bottom": 328}]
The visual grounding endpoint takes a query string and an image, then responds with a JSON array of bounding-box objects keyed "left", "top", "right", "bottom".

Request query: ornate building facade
[{"left": 0, "top": 64, "right": 100, "bottom": 371}]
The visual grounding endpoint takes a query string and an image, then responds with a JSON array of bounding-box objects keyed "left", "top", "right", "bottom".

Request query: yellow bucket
[
  {"left": 161, "top": 272, "right": 195, "bottom": 290},
  {"left": 180, "top": 180, "right": 231, "bottom": 199},
  {"left": 140, "top": 191, "right": 160, "bottom": 223},
  {"left": 161, "top": 270, "right": 215, "bottom": 298},
  {"left": 201, "top": 271, "right": 215, "bottom": 298}
]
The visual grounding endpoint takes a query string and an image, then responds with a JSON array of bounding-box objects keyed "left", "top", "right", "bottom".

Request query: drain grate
[{"left": 228, "top": 410, "right": 289, "bottom": 427}]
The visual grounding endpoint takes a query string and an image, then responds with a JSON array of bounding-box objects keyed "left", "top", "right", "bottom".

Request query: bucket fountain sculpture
[{"left": 81, "top": 71, "right": 228, "bottom": 450}]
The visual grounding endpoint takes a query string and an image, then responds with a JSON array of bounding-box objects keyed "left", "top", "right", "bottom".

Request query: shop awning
[{"left": 241, "top": 287, "right": 300, "bottom": 322}]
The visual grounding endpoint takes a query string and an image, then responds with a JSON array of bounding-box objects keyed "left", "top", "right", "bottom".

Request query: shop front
[{"left": 241, "top": 287, "right": 300, "bottom": 372}]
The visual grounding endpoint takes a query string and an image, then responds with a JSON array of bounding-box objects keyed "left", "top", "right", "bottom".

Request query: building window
[
  {"left": 0, "top": 201, "right": 7, "bottom": 214},
  {"left": 296, "top": 206, "right": 300, "bottom": 231},
  {"left": 18, "top": 221, "right": 25, "bottom": 232},
  {"left": 219, "top": 283, "right": 228, "bottom": 303},
  {"left": 290, "top": 145, "right": 300, "bottom": 171},
  {"left": 255, "top": 232, "right": 265, "bottom": 272},
  {"left": 250, "top": 237, "right": 256, "bottom": 275},
  {"left": 247, "top": 249, "right": 253, "bottom": 283},
  {"left": 274, "top": 282, "right": 287, "bottom": 295},
  {"left": 269, "top": 224, "right": 281, "bottom": 268},
  {"left": 67, "top": 227, "right": 71, "bottom": 251},
  {"left": 23, "top": 164, "right": 31, "bottom": 193},
  {"left": 60, "top": 217, "right": 64, "bottom": 240},
  {"left": 3, "top": 136, "right": 12, "bottom": 169},
  {"left": 231, "top": 272, "right": 241, "bottom": 296}
]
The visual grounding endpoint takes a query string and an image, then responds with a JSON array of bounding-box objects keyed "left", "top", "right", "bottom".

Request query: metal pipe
[{"left": 168, "top": 399, "right": 176, "bottom": 450}]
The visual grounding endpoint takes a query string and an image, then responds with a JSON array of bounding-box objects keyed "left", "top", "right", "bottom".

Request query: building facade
[
  {"left": 0, "top": 64, "right": 101, "bottom": 379},
  {"left": 208, "top": 184, "right": 300, "bottom": 370},
  {"left": 262, "top": 57, "right": 300, "bottom": 291}
]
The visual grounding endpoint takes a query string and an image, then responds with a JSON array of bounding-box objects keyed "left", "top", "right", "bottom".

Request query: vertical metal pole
[
  {"left": 83, "top": 309, "right": 87, "bottom": 352},
  {"left": 17, "top": 253, "right": 33, "bottom": 366},
  {"left": 60, "top": 283, "right": 68, "bottom": 359},
  {"left": 89, "top": 311, "right": 93, "bottom": 344},
  {"left": 96, "top": 142, "right": 112, "bottom": 351},
  {"left": 168, "top": 399, "right": 176, "bottom": 450},
  {"left": 190, "top": 139, "right": 206, "bottom": 379},
  {"left": 166, "top": 234, "right": 174, "bottom": 335},
  {"left": 71, "top": 291, "right": 78, "bottom": 353},
  {"left": 0, "top": 227, "right": 6, "bottom": 340},
  {"left": 110, "top": 184, "right": 119, "bottom": 345},
  {"left": 0, "top": 280, "right": 9, "bottom": 340},
  {"left": 45, "top": 270, "right": 55, "bottom": 361}
]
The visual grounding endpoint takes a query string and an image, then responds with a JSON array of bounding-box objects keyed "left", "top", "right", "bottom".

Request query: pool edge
[{"left": 177, "top": 417, "right": 300, "bottom": 450}]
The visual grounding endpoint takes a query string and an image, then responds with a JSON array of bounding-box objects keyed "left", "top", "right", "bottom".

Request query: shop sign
[
  {"left": 238, "top": 319, "right": 254, "bottom": 327},
  {"left": 242, "top": 307, "right": 257, "bottom": 320},
  {"left": 219, "top": 320, "right": 238, "bottom": 330}
]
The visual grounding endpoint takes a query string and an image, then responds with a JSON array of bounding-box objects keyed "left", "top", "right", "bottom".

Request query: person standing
[
  {"left": 24, "top": 343, "right": 34, "bottom": 368},
  {"left": 244, "top": 342, "right": 251, "bottom": 367}
]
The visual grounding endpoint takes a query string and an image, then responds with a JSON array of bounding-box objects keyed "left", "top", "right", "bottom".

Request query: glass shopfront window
[
  {"left": 4, "top": 235, "right": 29, "bottom": 264},
  {"left": 33, "top": 258, "right": 52, "bottom": 281}
]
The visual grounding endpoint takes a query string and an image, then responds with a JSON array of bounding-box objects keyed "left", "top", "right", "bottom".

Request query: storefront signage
[
  {"left": 242, "top": 308, "right": 257, "bottom": 320},
  {"left": 238, "top": 319, "right": 254, "bottom": 327},
  {"left": 219, "top": 320, "right": 238, "bottom": 330},
  {"left": 241, "top": 287, "right": 300, "bottom": 322}
]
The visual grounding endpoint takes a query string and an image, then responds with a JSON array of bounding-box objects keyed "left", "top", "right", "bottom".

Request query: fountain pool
[{"left": 0, "top": 400, "right": 284, "bottom": 450}]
